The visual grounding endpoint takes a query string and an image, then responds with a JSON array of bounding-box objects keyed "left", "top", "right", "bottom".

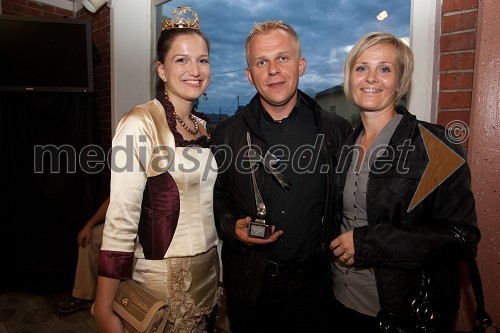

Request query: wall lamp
[{"left": 82, "top": 0, "right": 112, "bottom": 13}]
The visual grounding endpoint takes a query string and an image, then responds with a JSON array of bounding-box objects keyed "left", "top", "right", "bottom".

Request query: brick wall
[
  {"left": 2, "top": 0, "right": 112, "bottom": 197},
  {"left": 2, "top": 0, "right": 72, "bottom": 17},
  {"left": 437, "top": 5, "right": 488, "bottom": 328},
  {"left": 438, "top": 0, "right": 478, "bottom": 151},
  {"left": 79, "top": 5, "right": 112, "bottom": 197}
]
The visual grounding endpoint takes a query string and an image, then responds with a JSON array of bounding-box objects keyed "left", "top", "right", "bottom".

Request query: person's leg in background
[{"left": 57, "top": 223, "right": 103, "bottom": 314}]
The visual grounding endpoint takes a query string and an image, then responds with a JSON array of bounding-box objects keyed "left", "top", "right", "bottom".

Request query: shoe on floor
[{"left": 56, "top": 297, "right": 93, "bottom": 314}]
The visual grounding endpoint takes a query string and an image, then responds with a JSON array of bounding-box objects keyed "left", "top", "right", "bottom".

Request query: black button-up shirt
[{"left": 258, "top": 99, "right": 326, "bottom": 263}]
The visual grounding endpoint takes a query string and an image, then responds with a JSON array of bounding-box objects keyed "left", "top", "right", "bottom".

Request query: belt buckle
[{"left": 267, "top": 260, "right": 279, "bottom": 277}]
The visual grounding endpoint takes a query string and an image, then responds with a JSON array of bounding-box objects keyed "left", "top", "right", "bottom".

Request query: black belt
[{"left": 264, "top": 256, "right": 324, "bottom": 277}]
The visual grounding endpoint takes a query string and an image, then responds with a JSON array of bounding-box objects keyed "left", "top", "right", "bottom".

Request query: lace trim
[{"left": 155, "top": 92, "right": 211, "bottom": 148}]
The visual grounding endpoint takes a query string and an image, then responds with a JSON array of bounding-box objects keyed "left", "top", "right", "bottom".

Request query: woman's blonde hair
[{"left": 343, "top": 32, "right": 414, "bottom": 105}]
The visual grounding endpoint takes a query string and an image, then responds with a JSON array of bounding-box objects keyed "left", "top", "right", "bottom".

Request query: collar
[
  {"left": 350, "top": 105, "right": 417, "bottom": 145},
  {"left": 243, "top": 90, "right": 320, "bottom": 139},
  {"left": 260, "top": 99, "right": 300, "bottom": 125}
]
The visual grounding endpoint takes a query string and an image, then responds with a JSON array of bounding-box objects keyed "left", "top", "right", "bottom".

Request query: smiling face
[
  {"left": 349, "top": 43, "right": 399, "bottom": 115},
  {"left": 245, "top": 29, "right": 306, "bottom": 115},
  {"left": 157, "top": 33, "right": 210, "bottom": 103}
]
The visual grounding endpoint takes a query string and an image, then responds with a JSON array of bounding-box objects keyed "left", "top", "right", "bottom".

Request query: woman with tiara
[{"left": 93, "top": 7, "right": 221, "bottom": 333}]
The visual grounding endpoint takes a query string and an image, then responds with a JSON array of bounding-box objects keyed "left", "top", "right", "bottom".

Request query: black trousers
[
  {"left": 331, "top": 297, "right": 378, "bottom": 333},
  {"left": 226, "top": 257, "right": 334, "bottom": 333}
]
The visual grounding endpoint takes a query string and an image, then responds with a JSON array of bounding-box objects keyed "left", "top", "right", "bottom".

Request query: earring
[
  {"left": 202, "top": 92, "right": 207, "bottom": 101},
  {"left": 162, "top": 78, "right": 168, "bottom": 99}
]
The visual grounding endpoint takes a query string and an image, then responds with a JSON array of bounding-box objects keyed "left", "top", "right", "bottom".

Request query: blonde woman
[{"left": 329, "top": 32, "right": 480, "bottom": 332}]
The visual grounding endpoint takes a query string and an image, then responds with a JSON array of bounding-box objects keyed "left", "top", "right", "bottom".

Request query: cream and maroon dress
[{"left": 99, "top": 98, "right": 221, "bottom": 333}]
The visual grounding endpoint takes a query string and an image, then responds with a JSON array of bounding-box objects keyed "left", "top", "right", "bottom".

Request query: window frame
[{"left": 109, "top": 0, "right": 439, "bottom": 131}]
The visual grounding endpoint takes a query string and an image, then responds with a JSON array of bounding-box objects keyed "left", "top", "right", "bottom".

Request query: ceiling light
[
  {"left": 82, "top": 0, "right": 112, "bottom": 13},
  {"left": 377, "top": 10, "right": 389, "bottom": 21}
]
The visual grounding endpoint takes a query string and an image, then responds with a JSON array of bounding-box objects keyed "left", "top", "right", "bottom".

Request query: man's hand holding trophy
[{"left": 245, "top": 132, "right": 290, "bottom": 241}]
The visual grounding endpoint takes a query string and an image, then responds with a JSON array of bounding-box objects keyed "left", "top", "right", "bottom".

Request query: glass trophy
[{"left": 247, "top": 133, "right": 272, "bottom": 239}]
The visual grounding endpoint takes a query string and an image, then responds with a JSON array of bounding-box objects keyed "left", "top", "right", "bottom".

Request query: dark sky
[{"left": 159, "top": 0, "right": 411, "bottom": 116}]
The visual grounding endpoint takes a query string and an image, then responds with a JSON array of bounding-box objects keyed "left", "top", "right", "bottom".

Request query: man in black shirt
[{"left": 212, "top": 20, "right": 352, "bottom": 333}]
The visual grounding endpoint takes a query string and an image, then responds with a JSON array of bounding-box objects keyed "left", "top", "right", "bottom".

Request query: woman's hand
[
  {"left": 94, "top": 276, "right": 125, "bottom": 333},
  {"left": 330, "top": 230, "right": 355, "bottom": 266},
  {"left": 235, "top": 216, "right": 284, "bottom": 246}
]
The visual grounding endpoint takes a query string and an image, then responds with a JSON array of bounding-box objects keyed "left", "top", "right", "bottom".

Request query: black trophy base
[{"left": 248, "top": 219, "right": 271, "bottom": 239}]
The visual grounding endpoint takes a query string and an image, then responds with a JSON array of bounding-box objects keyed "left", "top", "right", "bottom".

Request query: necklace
[
  {"left": 174, "top": 112, "right": 199, "bottom": 135},
  {"left": 164, "top": 91, "right": 200, "bottom": 135}
]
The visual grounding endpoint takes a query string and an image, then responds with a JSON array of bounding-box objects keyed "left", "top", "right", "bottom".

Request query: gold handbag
[{"left": 113, "top": 279, "right": 168, "bottom": 333}]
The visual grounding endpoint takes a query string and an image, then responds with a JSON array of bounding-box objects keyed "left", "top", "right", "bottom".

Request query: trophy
[{"left": 247, "top": 133, "right": 272, "bottom": 239}]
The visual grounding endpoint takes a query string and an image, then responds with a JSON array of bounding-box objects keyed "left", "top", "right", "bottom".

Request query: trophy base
[{"left": 248, "top": 219, "right": 271, "bottom": 239}]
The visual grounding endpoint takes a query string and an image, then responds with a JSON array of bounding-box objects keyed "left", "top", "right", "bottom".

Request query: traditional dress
[{"left": 99, "top": 97, "right": 221, "bottom": 332}]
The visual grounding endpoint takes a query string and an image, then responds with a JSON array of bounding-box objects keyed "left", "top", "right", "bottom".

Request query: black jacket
[
  {"left": 212, "top": 90, "right": 352, "bottom": 306},
  {"left": 332, "top": 105, "right": 480, "bottom": 329}
]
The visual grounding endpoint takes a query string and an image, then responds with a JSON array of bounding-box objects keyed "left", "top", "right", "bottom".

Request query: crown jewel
[{"left": 161, "top": 6, "right": 200, "bottom": 31}]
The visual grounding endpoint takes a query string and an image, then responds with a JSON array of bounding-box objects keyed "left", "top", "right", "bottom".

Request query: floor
[
  {"left": 0, "top": 291, "right": 482, "bottom": 333},
  {"left": 0, "top": 292, "right": 230, "bottom": 333},
  {"left": 0, "top": 292, "right": 98, "bottom": 333}
]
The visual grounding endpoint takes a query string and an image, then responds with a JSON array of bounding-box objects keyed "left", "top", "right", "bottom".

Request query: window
[{"left": 154, "top": 0, "right": 410, "bottom": 122}]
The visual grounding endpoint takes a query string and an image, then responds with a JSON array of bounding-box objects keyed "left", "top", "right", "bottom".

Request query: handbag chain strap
[{"left": 411, "top": 271, "right": 434, "bottom": 333}]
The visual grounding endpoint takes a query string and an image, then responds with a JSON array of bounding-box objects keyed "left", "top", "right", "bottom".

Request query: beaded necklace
[
  {"left": 157, "top": 91, "right": 211, "bottom": 147},
  {"left": 173, "top": 112, "right": 199, "bottom": 135},
  {"left": 164, "top": 92, "right": 199, "bottom": 135}
]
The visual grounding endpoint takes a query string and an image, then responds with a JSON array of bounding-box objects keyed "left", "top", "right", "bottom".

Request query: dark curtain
[{"left": 0, "top": 91, "right": 103, "bottom": 294}]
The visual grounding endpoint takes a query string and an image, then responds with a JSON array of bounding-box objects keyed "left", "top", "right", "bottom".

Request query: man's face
[{"left": 245, "top": 29, "right": 306, "bottom": 114}]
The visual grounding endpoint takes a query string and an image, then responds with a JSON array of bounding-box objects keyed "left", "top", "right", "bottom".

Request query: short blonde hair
[
  {"left": 245, "top": 20, "right": 301, "bottom": 66},
  {"left": 343, "top": 32, "right": 414, "bottom": 105}
]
